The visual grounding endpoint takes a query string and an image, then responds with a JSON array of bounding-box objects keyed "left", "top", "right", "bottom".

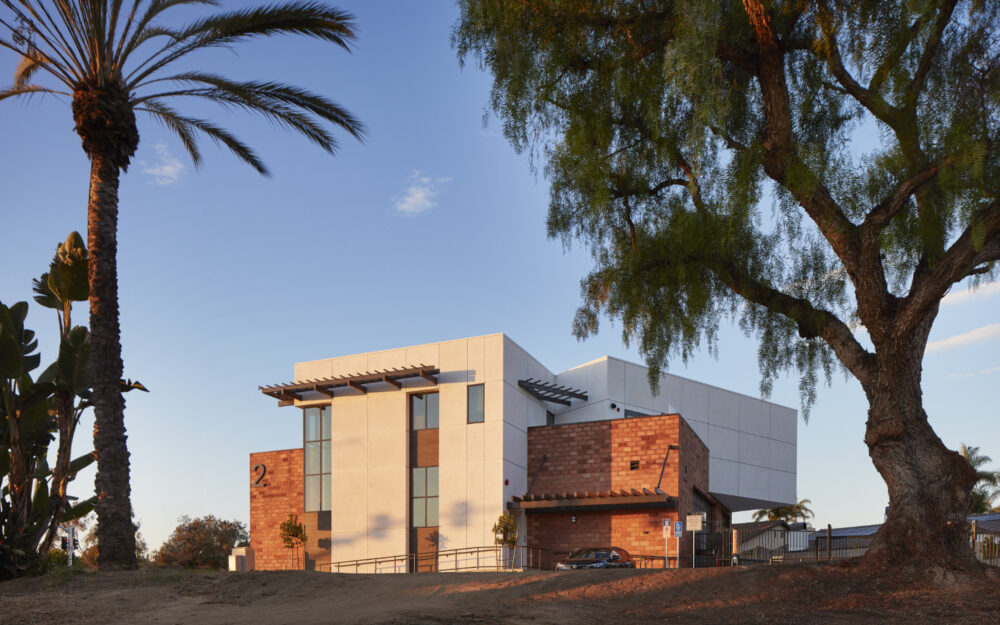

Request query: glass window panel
[
  {"left": 321, "top": 406, "right": 331, "bottom": 440},
  {"left": 426, "top": 497, "right": 438, "bottom": 527},
  {"left": 305, "top": 442, "right": 321, "bottom": 474},
  {"left": 305, "top": 475, "right": 320, "bottom": 512},
  {"left": 412, "top": 467, "right": 426, "bottom": 497},
  {"left": 411, "top": 394, "right": 425, "bottom": 431},
  {"left": 426, "top": 466, "right": 438, "bottom": 497},
  {"left": 467, "top": 385, "right": 484, "bottom": 423},
  {"left": 321, "top": 440, "right": 331, "bottom": 473},
  {"left": 305, "top": 408, "right": 321, "bottom": 441},
  {"left": 412, "top": 498, "right": 426, "bottom": 527},
  {"left": 321, "top": 474, "right": 331, "bottom": 511},
  {"left": 426, "top": 392, "right": 439, "bottom": 429}
]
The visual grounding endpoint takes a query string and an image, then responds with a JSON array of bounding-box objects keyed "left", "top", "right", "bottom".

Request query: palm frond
[
  {"left": 14, "top": 50, "right": 48, "bottom": 87},
  {"left": 126, "top": 2, "right": 356, "bottom": 87},
  {"left": 137, "top": 100, "right": 269, "bottom": 175},
  {"left": 144, "top": 72, "right": 365, "bottom": 141},
  {"left": 0, "top": 83, "right": 68, "bottom": 102},
  {"left": 137, "top": 72, "right": 365, "bottom": 151},
  {"left": 116, "top": 0, "right": 219, "bottom": 69}
]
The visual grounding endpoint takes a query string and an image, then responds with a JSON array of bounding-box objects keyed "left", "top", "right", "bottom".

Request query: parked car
[{"left": 555, "top": 547, "right": 634, "bottom": 570}]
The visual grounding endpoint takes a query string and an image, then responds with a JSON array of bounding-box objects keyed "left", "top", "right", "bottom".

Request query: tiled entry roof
[{"left": 507, "top": 488, "right": 676, "bottom": 513}]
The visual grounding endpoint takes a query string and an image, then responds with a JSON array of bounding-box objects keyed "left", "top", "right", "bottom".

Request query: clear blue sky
[{"left": 0, "top": 1, "right": 997, "bottom": 551}]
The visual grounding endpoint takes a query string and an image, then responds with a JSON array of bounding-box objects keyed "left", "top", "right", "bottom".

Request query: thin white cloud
[
  {"left": 947, "top": 366, "right": 1000, "bottom": 379},
  {"left": 927, "top": 323, "right": 1000, "bottom": 353},
  {"left": 141, "top": 143, "right": 184, "bottom": 186},
  {"left": 942, "top": 281, "right": 1000, "bottom": 306},
  {"left": 393, "top": 171, "right": 451, "bottom": 215}
]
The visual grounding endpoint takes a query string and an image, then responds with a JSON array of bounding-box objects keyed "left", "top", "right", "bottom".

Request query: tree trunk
[
  {"left": 87, "top": 154, "right": 137, "bottom": 569},
  {"left": 863, "top": 347, "right": 977, "bottom": 568}
]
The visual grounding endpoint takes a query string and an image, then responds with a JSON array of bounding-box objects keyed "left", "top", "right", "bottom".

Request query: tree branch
[
  {"left": 896, "top": 200, "right": 1000, "bottom": 337},
  {"left": 907, "top": 0, "right": 959, "bottom": 108},
  {"left": 741, "top": 0, "right": 863, "bottom": 282},
  {"left": 862, "top": 154, "right": 959, "bottom": 235}
]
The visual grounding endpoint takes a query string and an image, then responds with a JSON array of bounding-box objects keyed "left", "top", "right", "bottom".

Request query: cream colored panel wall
[{"left": 467, "top": 337, "right": 485, "bottom": 383}]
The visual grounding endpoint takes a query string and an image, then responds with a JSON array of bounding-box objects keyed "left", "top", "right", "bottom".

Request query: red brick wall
[
  {"left": 250, "top": 449, "right": 304, "bottom": 570},
  {"left": 526, "top": 420, "right": 611, "bottom": 494},
  {"left": 524, "top": 414, "right": 716, "bottom": 567}
]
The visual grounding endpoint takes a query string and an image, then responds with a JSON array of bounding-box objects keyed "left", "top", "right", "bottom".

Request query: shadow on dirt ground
[{"left": 1, "top": 561, "right": 997, "bottom": 624}]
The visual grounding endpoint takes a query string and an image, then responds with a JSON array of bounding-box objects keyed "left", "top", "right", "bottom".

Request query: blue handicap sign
[{"left": 674, "top": 521, "right": 683, "bottom": 536}]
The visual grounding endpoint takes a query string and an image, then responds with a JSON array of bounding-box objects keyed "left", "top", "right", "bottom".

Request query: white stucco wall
[{"left": 292, "top": 334, "right": 506, "bottom": 566}]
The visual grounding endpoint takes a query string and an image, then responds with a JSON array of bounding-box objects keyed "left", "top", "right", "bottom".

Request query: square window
[
  {"left": 305, "top": 442, "right": 321, "bottom": 474},
  {"left": 426, "top": 466, "right": 438, "bottom": 497},
  {"left": 467, "top": 385, "right": 485, "bottom": 423},
  {"left": 321, "top": 406, "right": 331, "bottom": 439},
  {"left": 630, "top": 460, "right": 640, "bottom": 471},
  {"left": 426, "top": 497, "right": 439, "bottom": 526},
  {"left": 305, "top": 475, "right": 321, "bottom": 512},
  {"left": 412, "top": 467, "right": 426, "bottom": 497},
  {"left": 321, "top": 474, "right": 331, "bottom": 511},
  {"left": 411, "top": 394, "right": 426, "bottom": 430},
  {"left": 305, "top": 407, "right": 321, "bottom": 441},
  {"left": 412, "top": 498, "right": 426, "bottom": 527},
  {"left": 426, "top": 393, "right": 439, "bottom": 429}
]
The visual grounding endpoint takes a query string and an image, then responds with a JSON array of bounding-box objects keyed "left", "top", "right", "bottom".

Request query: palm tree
[
  {"left": 752, "top": 499, "right": 814, "bottom": 524},
  {"left": 0, "top": 1, "right": 364, "bottom": 568},
  {"left": 960, "top": 444, "right": 1000, "bottom": 515}
]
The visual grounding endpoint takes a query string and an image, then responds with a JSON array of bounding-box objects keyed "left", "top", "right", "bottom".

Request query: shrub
[{"left": 156, "top": 515, "right": 249, "bottom": 570}]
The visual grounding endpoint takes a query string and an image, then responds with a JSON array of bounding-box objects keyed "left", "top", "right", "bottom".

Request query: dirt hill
[{"left": 1, "top": 562, "right": 997, "bottom": 624}]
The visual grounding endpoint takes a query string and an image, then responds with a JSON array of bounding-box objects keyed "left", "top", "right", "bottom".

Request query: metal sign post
[
  {"left": 686, "top": 514, "right": 703, "bottom": 569},
  {"left": 662, "top": 519, "right": 670, "bottom": 568},
  {"left": 673, "top": 521, "right": 683, "bottom": 569}
]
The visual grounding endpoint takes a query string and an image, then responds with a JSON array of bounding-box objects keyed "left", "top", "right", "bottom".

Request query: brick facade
[
  {"left": 250, "top": 449, "right": 305, "bottom": 570},
  {"left": 524, "top": 414, "right": 726, "bottom": 567}
]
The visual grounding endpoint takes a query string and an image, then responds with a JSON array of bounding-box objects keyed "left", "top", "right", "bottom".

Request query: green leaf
[
  {"left": 31, "top": 274, "right": 59, "bottom": 310},
  {"left": 62, "top": 496, "right": 97, "bottom": 522},
  {"left": 47, "top": 232, "right": 89, "bottom": 304},
  {"left": 68, "top": 452, "right": 96, "bottom": 476},
  {"left": 57, "top": 327, "right": 92, "bottom": 396}
]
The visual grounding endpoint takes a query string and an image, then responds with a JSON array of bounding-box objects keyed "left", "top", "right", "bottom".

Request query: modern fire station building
[{"left": 249, "top": 333, "right": 797, "bottom": 571}]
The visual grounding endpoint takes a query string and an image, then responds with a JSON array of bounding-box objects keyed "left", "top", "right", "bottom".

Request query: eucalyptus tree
[
  {"left": 455, "top": 0, "right": 1000, "bottom": 567},
  {"left": 0, "top": 1, "right": 365, "bottom": 568}
]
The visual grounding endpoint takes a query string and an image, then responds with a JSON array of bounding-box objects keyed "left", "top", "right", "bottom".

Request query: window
[
  {"left": 630, "top": 460, "right": 640, "bottom": 470},
  {"left": 467, "top": 384, "right": 485, "bottom": 423},
  {"left": 411, "top": 466, "right": 439, "bottom": 527},
  {"left": 624, "top": 409, "right": 651, "bottom": 419},
  {"left": 546, "top": 410, "right": 555, "bottom": 426},
  {"left": 304, "top": 405, "right": 331, "bottom": 512},
  {"left": 411, "top": 392, "right": 439, "bottom": 430}
]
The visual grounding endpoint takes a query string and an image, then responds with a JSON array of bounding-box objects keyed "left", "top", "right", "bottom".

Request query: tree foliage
[
  {"left": 279, "top": 513, "right": 307, "bottom": 568},
  {"left": 0, "top": 234, "right": 100, "bottom": 580},
  {"left": 155, "top": 515, "right": 248, "bottom": 570},
  {"left": 753, "top": 498, "right": 815, "bottom": 523},
  {"left": 456, "top": 0, "right": 999, "bottom": 566},
  {"left": 961, "top": 444, "right": 1000, "bottom": 514},
  {"left": 0, "top": 0, "right": 364, "bottom": 569}
]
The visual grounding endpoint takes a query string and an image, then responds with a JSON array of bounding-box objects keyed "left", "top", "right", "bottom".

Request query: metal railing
[{"left": 324, "top": 545, "right": 560, "bottom": 574}]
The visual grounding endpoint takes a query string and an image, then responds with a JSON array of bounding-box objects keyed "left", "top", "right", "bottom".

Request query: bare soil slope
[{"left": 1, "top": 562, "right": 997, "bottom": 624}]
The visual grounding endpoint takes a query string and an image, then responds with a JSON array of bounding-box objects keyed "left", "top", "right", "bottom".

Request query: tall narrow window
[
  {"left": 304, "top": 405, "right": 331, "bottom": 512},
  {"left": 410, "top": 466, "right": 439, "bottom": 527},
  {"left": 467, "top": 384, "right": 485, "bottom": 423}
]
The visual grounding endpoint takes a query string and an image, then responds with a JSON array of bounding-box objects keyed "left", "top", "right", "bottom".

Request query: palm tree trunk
[{"left": 87, "top": 154, "right": 137, "bottom": 569}]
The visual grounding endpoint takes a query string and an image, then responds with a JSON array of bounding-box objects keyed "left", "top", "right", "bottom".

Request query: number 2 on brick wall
[{"left": 252, "top": 463, "right": 267, "bottom": 487}]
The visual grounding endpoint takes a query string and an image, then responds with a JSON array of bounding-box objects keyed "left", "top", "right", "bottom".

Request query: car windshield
[{"left": 569, "top": 549, "right": 609, "bottom": 560}]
